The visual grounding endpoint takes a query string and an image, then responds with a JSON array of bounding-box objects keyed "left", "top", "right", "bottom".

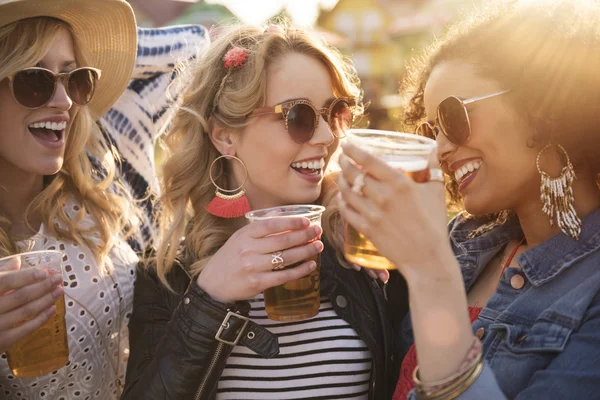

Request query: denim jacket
[{"left": 407, "top": 208, "right": 600, "bottom": 399}]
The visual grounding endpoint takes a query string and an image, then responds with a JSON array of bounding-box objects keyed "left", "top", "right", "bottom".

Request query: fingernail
[
  {"left": 313, "top": 225, "right": 322, "bottom": 236},
  {"left": 314, "top": 241, "right": 324, "bottom": 251},
  {"left": 35, "top": 270, "right": 48, "bottom": 280},
  {"left": 47, "top": 305, "right": 57, "bottom": 316},
  {"left": 352, "top": 264, "right": 361, "bottom": 271},
  {"left": 50, "top": 274, "right": 63, "bottom": 285},
  {"left": 378, "top": 272, "right": 389, "bottom": 283},
  {"left": 308, "top": 261, "right": 317, "bottom": 270},
  {"left": 52, "top": 286, "right": 64, "bottom": 298}
]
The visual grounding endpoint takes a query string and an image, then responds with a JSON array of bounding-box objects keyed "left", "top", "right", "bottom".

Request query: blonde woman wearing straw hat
[{"left": 0, "top": 0, "right": 208, "bottom": 398}]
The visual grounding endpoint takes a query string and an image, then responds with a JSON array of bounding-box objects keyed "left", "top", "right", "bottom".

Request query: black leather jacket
[{"left": 122, "top": 244, "right": 409, "bottom": 400}]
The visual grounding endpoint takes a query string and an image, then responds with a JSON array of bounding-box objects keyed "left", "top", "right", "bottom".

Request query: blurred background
[{"left": 128, "top": 0, "right": 478, "bottom": 132}]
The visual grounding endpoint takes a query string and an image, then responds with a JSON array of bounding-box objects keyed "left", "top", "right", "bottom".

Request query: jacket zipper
[
  {"left": 194, "top": 342, "right": 225, "bottom": 400},
  {"left": 369, "top": 364, "right": 376, "bottom": 400}
]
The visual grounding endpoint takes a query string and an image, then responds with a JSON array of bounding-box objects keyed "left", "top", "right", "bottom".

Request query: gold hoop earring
[
  {"left": 537, "top": 144, "right": 582, "bottom": 240},
  {"left": 205, "top": 155, "right": 251, "bottom": 218}
]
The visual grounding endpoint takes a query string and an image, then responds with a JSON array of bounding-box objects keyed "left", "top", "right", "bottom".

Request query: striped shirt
[{"left": 217, "top": 295, "right": 373, "bottom": 400}]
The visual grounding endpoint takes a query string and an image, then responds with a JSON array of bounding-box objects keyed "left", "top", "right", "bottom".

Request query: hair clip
[
  {"left": 264, "top": 25, "right": 285, "bottom": 35},
  {"left": 223, "top": 46, "right": 248, "bottom": 70}
]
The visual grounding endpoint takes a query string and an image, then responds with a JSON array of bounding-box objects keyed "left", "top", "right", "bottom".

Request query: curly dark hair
[{"left": 401, "top": 0, "right": 600, "bottom": 205}]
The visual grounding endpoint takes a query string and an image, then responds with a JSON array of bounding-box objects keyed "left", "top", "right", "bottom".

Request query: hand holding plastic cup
[
  {"left": 246, "top": 205, "right": 325, "bottom": 322},
  {"left": 0, "top": 250, "right": 69, "bottom": 377},
  {"left": 342, "top": 129, "right": 438, "bottom": 270}
]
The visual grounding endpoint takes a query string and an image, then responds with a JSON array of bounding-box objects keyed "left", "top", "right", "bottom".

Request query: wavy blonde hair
[
  {"left": 0, "top": 17, "right": 140, "bottom": 272},
  {"left": 156, "top": 24, "right": 362, "bottom": 285}
]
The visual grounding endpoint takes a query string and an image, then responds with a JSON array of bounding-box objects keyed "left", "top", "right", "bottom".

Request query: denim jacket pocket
[{"left": 487, "top": 319, "right": 573, "bottom": 398}]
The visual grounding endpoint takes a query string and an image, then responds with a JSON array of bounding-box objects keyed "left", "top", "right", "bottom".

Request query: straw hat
[{"left": 0, "top": 0, "right": 137, "bottom": 118}]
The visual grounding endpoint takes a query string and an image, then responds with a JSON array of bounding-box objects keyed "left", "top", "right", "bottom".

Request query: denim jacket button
[
  {"left": 183, "top": 297, "right": 190, "bottom": 305},
  {"left": 510, "top": 274, "right": 525, "bottom": 289},
  {"left": 336, "top": 295, "right": 348, "bottom": 308},
  {"left": 476, "top": 327, "right": 485, "bottom": 339}
]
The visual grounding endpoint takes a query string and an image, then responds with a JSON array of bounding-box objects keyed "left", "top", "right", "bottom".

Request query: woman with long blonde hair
[
  {"left": 0, "top": 1, "right": 207, "bottom": 398},
  {"left": 123, "top": 24, "right": 409, "bottom": 400}
]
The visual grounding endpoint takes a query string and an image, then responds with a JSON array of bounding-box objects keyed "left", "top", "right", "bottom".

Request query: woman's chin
[
  {"left": 37, "top": 164, "right": 63, "bottom": 177},
  {"left": 289, "top": 191, "right": 321, "bottom": 206},
  {"left": 463, "top": 197, "right": 502, "bottom": 218}
]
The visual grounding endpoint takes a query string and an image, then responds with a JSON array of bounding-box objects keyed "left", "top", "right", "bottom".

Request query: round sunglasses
[
  {"left": 6, "top": 67, "right": 102, "bottom": 109},
  {"left": 416, "top": 90, "right": 509, "bottom": 146},
  {"left": 250, "top": 97, "right": 356, "bottom": 144}
]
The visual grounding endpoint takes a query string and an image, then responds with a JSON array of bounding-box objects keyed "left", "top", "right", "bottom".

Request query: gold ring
[
  {"left": 351, "top": 171, "right": 367, "bottom": 195},
  {"left": 429, "top": 168, "right": 444, "bottom": 183},
  {"left": 271, "top": 251, "right": 285, "bottom": 271}
]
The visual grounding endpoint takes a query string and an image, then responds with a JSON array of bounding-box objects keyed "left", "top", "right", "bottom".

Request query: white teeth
[
  {"left": 28, "top": 121, "right": 67, "bottom": 130},
  {"left": 292, "top": 158, "right": 326, "bottom": 170},
  {"left": 454, "top": 161, "right": 482, "bottom": 183}
]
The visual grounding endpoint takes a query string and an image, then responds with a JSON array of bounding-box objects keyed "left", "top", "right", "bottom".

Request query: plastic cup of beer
[
  {"left": 0, "top": 250, "right": 69, "bottom": 377},
  {"left": 343, "top": 129, "right": 437, "bottom": 270},
  {"left": 246, "top": 205, "right": 325, "bottom": 322}
]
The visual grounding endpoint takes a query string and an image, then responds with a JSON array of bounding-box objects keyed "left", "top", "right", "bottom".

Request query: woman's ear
[{"left": 208, "top": 117, "right": 239, "bottom": 155}]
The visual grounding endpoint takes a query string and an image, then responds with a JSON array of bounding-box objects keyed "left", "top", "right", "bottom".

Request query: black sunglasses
[
  {"left": 417, "top": 90, "right": 509, "bottom": 146},
  {"left": 250, "top": 97, "right": 356, "bottom": 144},
  {"left": 6, "top": 67, "right": 102, "bottom": 109}
]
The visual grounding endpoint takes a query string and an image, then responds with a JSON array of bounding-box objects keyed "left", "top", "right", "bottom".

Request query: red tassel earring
[{"left": 205, "top": 155, "right": 252, "bottom": 218}]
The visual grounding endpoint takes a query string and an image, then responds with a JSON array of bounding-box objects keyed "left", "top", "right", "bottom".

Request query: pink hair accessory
[
  {"left": 223, "top": 46, "right": 248, "bottom": 69},
  {"left": 264, "top": 25, "right": 285, "bottom": 35}
]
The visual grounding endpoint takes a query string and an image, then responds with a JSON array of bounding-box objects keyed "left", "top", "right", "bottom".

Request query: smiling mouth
[
  {"left": 454, "top": 160, "right": 482, "bottom": 184},
  {"left": 28, "top": 121, "right": 67, "bottom": 143},
  {"left": 291, "top": 158, "right": 326, "bottom": 176}
]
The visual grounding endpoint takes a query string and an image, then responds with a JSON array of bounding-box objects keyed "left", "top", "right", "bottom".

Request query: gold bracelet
[
  {"left": 413, "top": 337, "right": 482, "bottom": 389},
  {"left": 415, "top": 358, "right": 484, "bottom": 400},
  {"left": 415, "top": 353, "right": 482, "bottom": 399}
]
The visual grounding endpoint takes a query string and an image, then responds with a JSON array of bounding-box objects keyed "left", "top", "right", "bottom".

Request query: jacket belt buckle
[{"left": 215, "top": 311, "right": 250, "bottom": 346}]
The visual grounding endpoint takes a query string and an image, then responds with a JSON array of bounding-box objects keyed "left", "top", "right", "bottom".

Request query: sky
[{"left": 206, "top": 0, "right": 340, "bottom": 27}]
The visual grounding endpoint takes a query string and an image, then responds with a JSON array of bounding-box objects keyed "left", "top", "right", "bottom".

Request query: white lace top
[{"left": 0, "top": 198, "right": 138, "bottom": 400}]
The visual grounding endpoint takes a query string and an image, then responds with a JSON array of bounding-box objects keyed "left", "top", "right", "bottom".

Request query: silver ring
[
  {"left": 429, "top": 168, "right": 444, "bottom": 183},
  {"left": 271, "top": 251, "right": 284, "bottom": 271},
  {"left": 351, "top": 171, "right": 367, "bottom": 195}
]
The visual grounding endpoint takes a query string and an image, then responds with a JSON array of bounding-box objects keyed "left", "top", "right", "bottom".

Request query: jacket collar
[
  {"left": 452, "top": 208, "right": 600, "bottom": 287},
  {"left": 518, "top": 208, "right": 600, "bottom": 286}
]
